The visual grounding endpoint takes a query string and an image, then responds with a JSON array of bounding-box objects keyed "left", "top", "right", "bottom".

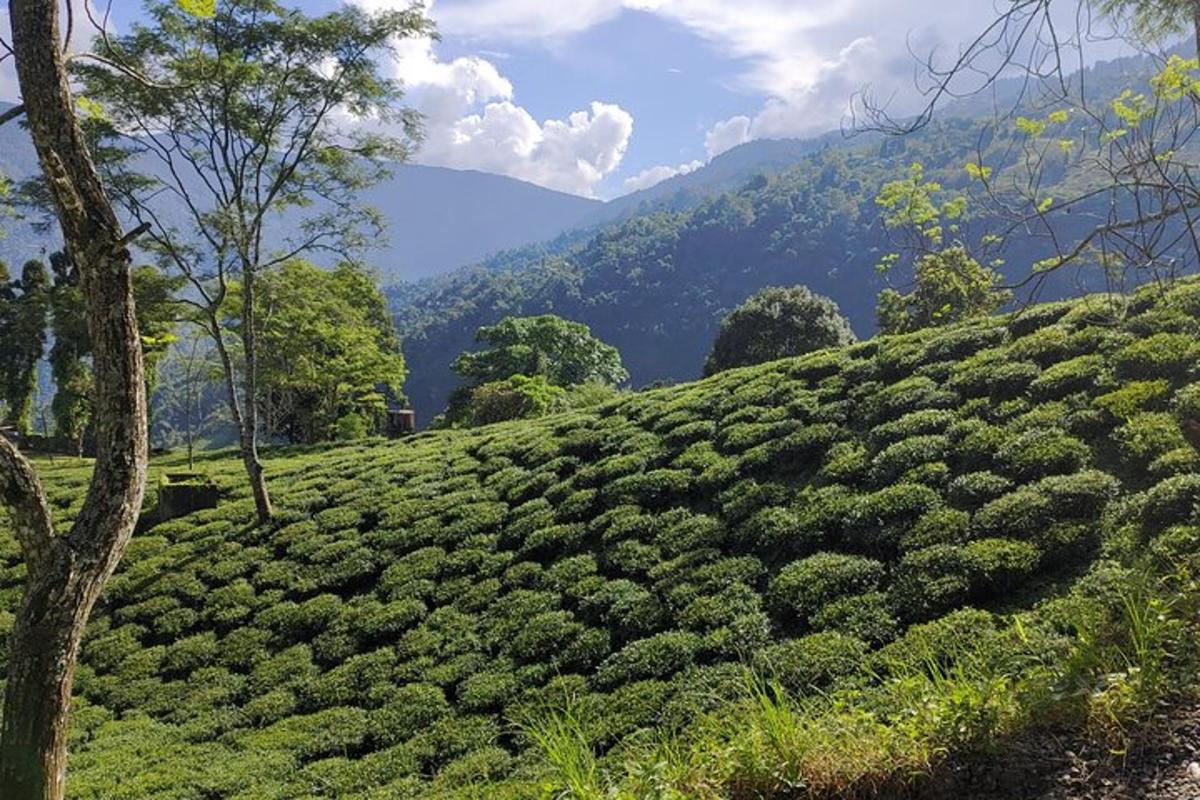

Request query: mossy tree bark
[{"left": 0, "top": 1, "right": 149, "bottom": 798}]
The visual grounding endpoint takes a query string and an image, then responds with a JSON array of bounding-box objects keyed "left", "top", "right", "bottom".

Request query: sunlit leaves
[
  {"left": 175, "top": 0, "right": 213, "bottom": 17},
  {"left": 177, "top": 0, "right": 215, "bottom": 18}
]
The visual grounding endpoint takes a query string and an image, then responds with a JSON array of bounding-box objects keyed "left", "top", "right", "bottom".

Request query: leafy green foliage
[
  {"left": 248, "top": 260, "right": 406, "bottom": 443},
  {"left": 703, "top": 285, "right": 856, "bottom": 375},
  {"left": 0, "top": 259, "right": 50, "bottom": 433},
  {"left": 878, "top": 247, "right": 1012, "bottom": 335},
  {"left": 453, "top": 315, "right": 628, "bottom": 388},
  {"left": 3, "top": 282, "right": 1198, "bottom": 795},
  {"left": 445, "top": 315, "right": 627, "bottom": 427}
]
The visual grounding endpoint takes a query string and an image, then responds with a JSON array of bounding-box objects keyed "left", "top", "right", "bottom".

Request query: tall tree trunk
[
  {"left": 208, "top": 312, "right": 271, "bottom": 524},
  {"left": 0, "top": 2, "right": 148, "bottom": 798},
  {"left": 1192, "top": 2, "right": 1200, "bottom": 59},
  {"left": 239, "top": 266, "right": 271, "bottom": 523}
]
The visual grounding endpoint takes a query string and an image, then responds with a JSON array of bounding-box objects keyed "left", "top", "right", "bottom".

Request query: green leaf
[{"left": 177, "top": 0, "right": 215, "bottom": 18}]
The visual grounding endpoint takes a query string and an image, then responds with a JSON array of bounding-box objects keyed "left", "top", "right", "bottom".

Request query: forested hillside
[
  {"left": 392, "top": 123, "right": 1064, "bottom": 417},
  {"left": 6, "top": 281, "right": 1200, "bottom": 797},
  {"left": 391, "top": 49, "right": 1173, "bottom": 421}
]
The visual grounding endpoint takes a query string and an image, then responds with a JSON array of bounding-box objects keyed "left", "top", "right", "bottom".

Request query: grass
[{"left": 516, "top": 558, "right": 1200, "bottom": 799}]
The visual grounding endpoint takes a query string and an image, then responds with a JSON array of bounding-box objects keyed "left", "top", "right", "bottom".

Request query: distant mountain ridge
[{"left": 0, "top": 101, "right": 600, "bottom": 282}]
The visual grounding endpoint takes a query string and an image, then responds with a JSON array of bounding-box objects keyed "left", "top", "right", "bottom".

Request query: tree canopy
[
  {"left": 442, "top": 315, "right": 627, "bottom": 427},
  {"left": 74, "top": 0, "right": 432, "bottom": 523},
  {"left": 0, "top": 260, "right": 50, "bottom": 434},
  {"left": 453, "top": 315, "right": 629, "bottom": 389},
  {"left": 704, "top": 286, "right": 856, "bottom": 375},
  {"left": 249, "top": 260, "right": 406, "bottom": 444}
]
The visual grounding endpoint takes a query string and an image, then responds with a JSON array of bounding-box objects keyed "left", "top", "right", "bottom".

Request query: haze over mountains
[
  {"left": 0, "top": 101, "right": 602, "bottom": 282},
  {"left": 0, "top": 100, "right": 833, "bottom": 283}
]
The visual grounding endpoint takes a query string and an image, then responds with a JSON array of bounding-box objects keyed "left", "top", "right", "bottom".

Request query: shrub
[
  {"left": 869, "top": 410, "right": 957, "bottom": 448},
  {"left": 1007, "top": 302, "right": 1072, "bottom": 336},
  {"left": 972, "top": 487, "right": 1053, "bottom": 540},
  {"left": 865, "top": 376, "right": 956, "bottom": 423},
  {"left": 370, "top": 684, "right": 451, "bottom": 747},
  {"left": 1030, "top": 355, "right": 1107, "bottom": 399},
  {"left": 769, "top": 553, "right": 885, "bottom": 623},
  {"left": 1034, "top": 470, "right": 1120, "bottom": 518},
  {"left": 603, "top": 469, "right": 694, "bottom": 507},
  {"left": 810, "top": 591, "right": 898, "bottom": 644},
  {"left": 595, "top": 631, "right": 703, "bottom": 688},
  {"left": 704, "top": 286, "right": 856, "bottom": 375},
  {"left": 987, "top": 361, "right": 1041, "bottom": 399},
  {"left": 947, "top": 471, "right": 1014, "bottom": 510},
  {"left": 1094, "top": 380, "right": 1171, "bottom": 419},
  {"left": 997, "top": 428, "right": 1090, "bottom": 481},
  {"left": 842, "top": 483, "right": 942, "bottom": 555},
  {"left": 1112, "top": 412, "right": 1188, "bottom": 468},
  {"left": 1114, "top": 332, "right": 1198, "bottom": 380},
  {"left": 1142, "top": 474, "right": 1200, "bottom": 529},
  {"left": 1150, "top": 447, "right": 1200, "bottom": 479},
  {"left": 751, "top": 631, "right": 868, "bottom": 694},
  {"left": 869, "top": 435, "right": 949, "bottom": 485},
  {"left": 902, "top": 507, "right": 971, "bottom": 550},
  {"left": 892, "top": 539, "right": 1038, "bottom": 621},
  {"left": 465, "top": 374, "right": 568, "bottom": 426},
  {"left": 817, "top": 441, "right": 869, "bottom": 485},
  {"left": 954, "top": 423, "right": 1016, "bottom": 472},
  {"left": 459, "top": 669, "right": 519, "bottom": 713}
]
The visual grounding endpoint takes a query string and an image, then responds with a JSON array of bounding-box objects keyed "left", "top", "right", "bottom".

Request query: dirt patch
[{"left": 889, "top": 705, "right": 1200, "bottom": 800}]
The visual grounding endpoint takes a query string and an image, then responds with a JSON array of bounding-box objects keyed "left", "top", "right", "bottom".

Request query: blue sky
[{"left": 1, "top": 1, "right": 1133, "bottom": 199}]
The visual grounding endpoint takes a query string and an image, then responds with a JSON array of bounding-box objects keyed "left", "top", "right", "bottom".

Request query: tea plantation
[{"left": 4, "top": 281, "right": 1200, "bottom": 798}]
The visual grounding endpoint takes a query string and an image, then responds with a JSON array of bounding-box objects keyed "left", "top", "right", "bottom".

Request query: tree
[
  {"left": 0, "top": 260, "right": 49, "bottom": 434},
  {"left": 877, "top": 248, "right": 1012, "bottom": 334},
  {"left": 703, "top": 286, "right": 856, "bottom": 375},
  {"left": 150, "top": 329, "right": 224, "bottom": 468},
  {"left": 444, "top": 315, "right": 627, "bottom": 427},
  {"left": 453, "top": 315, "right": 629, "bottom": 388},
  {"left": 0, "top": 0, "right": 151, "bottom": 796},
  {"left": 250, "top": 261, "right": 406, "bottom": 444},
  {"left": 465, "top": 374, "right": 566, "bottom": 427},
  {"left": 77, "top": 0, "right": 432, "bottom": 523},
  {"left": 856, "top": 1, "right": 1200, "bottom": 441},
  {"left": 1099, "top": 0, "right": 1200, "bottom": 55},
  {"left": 44, "top": 254, "right": 180, "bottom": 453},
  {"left": 872, "top": 162, "right": 1010, "bottom": 334}
]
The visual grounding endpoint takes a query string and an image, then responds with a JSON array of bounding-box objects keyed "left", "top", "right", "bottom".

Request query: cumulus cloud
[
  {"left": 622, "top": 159, "right": 703, "bottom": 192},
  {"left": 423, "top": 100, "right": 634, "bottom": 196},
  {"left": 704, "top": 116, "right": 751, "bottom": 159},
  {"left": 356, "top": 0, "right": 633, "bottom": 197}
]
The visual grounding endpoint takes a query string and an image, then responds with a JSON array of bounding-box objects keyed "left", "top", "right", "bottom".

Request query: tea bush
[{"left": 4, "top": 284, "right": 1199, "bottom": 796}]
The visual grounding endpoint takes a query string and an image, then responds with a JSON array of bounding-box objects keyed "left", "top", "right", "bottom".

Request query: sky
[{"left": 0, "top": 1, "right": 1131, "bottom": 199}]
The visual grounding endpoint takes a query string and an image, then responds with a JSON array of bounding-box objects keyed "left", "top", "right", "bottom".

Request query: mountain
[
  {"left": 585, "top": 134, "right": 846, "bottom": 227},
  {"left": 6, "top": 281, "right": 1197, "bottom": 796},
  {"left": 0, "top": 102, "right": 599, "bottom": 282},
  {"left": 390, "top": 118, "right": 1097, "bottom": 420},
  {"left": 391, "top": 49, "right": 1182, "bottom": 423}
]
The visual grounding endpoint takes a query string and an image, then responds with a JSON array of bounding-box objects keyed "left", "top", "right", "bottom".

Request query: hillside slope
[
  {"left": 393, "top": 116, "right": 1116, "bottom": 419},
  {"left": 3, "top": 282, "right": 1200, "bottom": 798}
]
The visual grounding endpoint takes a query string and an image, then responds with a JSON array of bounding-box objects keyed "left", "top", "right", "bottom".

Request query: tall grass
[{"left": 516, "top": 560, "right": 1200, "bottom": 799}]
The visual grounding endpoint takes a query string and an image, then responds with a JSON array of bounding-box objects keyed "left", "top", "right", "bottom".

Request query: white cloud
[
  {"left": 434, "top": 0, "right": 624, "bottom": 39},
  {"left": 623, "top": 159, "right": 703, "bottom": 192},
  {"left": 704, "top": 116, "right": 751, "bottom": 158},
  {"left": 429, "top": 0, "right": 1125, "bottom": 165},
  {"left": 0, "top": 2, "right": 96, "bottom": 103},
  {"left": 424, "top": 100, "right": 633, "bottom": 196},
  {"left": 357, "top": 0, "right": 633, "bottom": 197}
]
